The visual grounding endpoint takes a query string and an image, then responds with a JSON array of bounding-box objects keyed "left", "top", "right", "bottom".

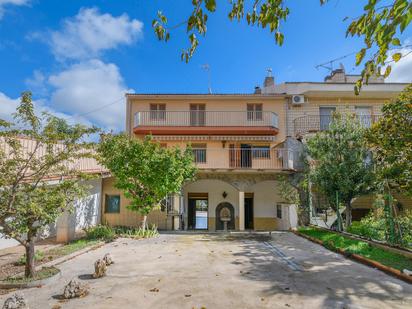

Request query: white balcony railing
[
  {"left": 134, "top": 111, "right": 279, "bottom": 128},
  {"left": 191, "top": 147, "right": 294, "bottom": 170}
]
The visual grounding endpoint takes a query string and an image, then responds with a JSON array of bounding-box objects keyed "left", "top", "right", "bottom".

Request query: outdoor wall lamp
[{"left": 222, "top": 191, "right": 228, "bottom": 199}]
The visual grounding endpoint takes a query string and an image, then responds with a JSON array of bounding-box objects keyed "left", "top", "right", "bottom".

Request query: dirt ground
[{"left": 0, "top": 232, "right": 411, "bottom": 309}]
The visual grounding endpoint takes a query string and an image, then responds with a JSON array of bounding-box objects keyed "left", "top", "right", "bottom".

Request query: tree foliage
[
  {"left": 98, "top": 134, "right": 196, "bottom": 230},
  {"left": 366, "top": 84, "right": 412, "bottom": 196},
  {"left": 306, "top": 113, "right": 375, "bottom": 228},
  {"left": 0, "top": 92, "right": 98, "bottom": 277},
  {"left": 153, "top": 0, "right": 412, "bottom": 89}
]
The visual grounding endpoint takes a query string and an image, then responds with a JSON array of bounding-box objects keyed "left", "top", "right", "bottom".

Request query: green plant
[
  {"left": 306, "top": 113, "right": 374, "bottom": 228},
  {"left": 0, "top": 91, "right": 98, "bottom": 278},
  {"left": 298, "top": 227, "right": 412, "bottom": 271},
  {"left": 15, "top": 250, "right": 45, "bottom": 266},
  {"left": 85, "top": 225, "right": 116, "bottom": 242},
  {"left": 4, "top": 266, "right": 59, "bottom": 284},
  {"left": 98, "top": 134, "right": 196, "bottom": 230},
  {"left": 113, "top": 225, "right": 159, "bottom": 239}
]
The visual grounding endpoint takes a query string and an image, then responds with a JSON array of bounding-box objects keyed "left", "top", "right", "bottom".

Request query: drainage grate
[{"left": 262, "top": 241, "right": 304, "bottom": 272}]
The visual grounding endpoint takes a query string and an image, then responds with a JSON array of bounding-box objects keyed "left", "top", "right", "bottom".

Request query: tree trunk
[
  {"left": 345, "top": 201, "right": 352, "bottom": 230},
  {"left": 25, "top": 236, "right": 35, "bottom": 278},
  {"left": 141, "top": 215, "right": 147, "bottom": 232}
]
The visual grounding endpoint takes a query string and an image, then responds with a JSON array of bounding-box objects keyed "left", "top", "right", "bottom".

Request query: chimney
[
  {"left": 254, "top": 86, "right": 262, "bottom": 94},
  {"left": 263, "top": 68, "right": 275, "bottom": 88}
]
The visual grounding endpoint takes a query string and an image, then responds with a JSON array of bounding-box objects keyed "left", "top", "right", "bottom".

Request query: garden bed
[
  {"left": 0, "top": 266, "right": 61, "bottom": 289},
  {"left": 295, "top": 227, "right": 412, "bottom": 284},
  {"left": 0, "top": 238, "right": 100, "bottom": 282}
]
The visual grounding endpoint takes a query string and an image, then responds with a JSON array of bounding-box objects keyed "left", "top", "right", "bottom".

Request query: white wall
[{"left": 0, "top": 178, "right": 103, "bottom": 249}]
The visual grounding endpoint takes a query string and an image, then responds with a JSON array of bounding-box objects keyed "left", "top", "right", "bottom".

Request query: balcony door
[
  {"left": 190, "top": 104, "right": 206, "bottom": 126},
  {"left": 229, "top": 144, "right": 252, "bottom": 168},
  {"left": 319, "top": 107, "right": 336, "bottom": 130}
]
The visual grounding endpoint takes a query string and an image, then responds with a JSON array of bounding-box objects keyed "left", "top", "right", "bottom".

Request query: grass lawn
[{"left": 298, "top": 227, "right": 412, "bottom": 271}]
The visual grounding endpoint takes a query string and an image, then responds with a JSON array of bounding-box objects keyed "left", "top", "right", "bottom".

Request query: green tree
[
  {"left": 0, "top": 92, "right": 98, "bottom": 277},
  {"left": 98, "top": 134, "right": 196, "bottom": 230},
  {"left": 366, "top": 84, "right": 412, "bottom": 196},
  {"left": 306, "top": 113, "right": 374, "bottom": 228},
  {"left": 153, "top": 0, "right": 411, "bottom": 90}
]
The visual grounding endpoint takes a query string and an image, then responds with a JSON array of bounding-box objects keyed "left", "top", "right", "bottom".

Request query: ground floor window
[
  {"left": 105, "top": 195, "right": 120, "bottom": 213},
  {"left": 276, "top": 204, "right": 282, "bottom": 219}
]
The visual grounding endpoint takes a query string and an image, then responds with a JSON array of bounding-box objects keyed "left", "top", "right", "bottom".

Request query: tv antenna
[
  {"left": 315, "top": 51, "right": 357, "bottom": 73},
  {"left": 201, "top": 64, "right": 212, "bottom": 94}
]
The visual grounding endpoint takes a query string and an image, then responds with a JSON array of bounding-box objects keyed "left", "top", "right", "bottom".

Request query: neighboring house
[
  {"left": 99, "top": 68, "right": 409, "bottom": 231},
  {"left": 0, "top": 137, "right": 107, "bottom": 249}
]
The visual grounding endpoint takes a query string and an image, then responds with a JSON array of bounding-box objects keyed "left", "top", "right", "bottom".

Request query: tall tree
[
  {"left": 306, "top": 113, "right": 374, "bottom": 228},
  {"left": 98, "top": 134, "right": 196, "bottom": 230},
  {"left": 153, "top": 0, "right": 412, "bottom": 90},
  {"left": 366, "top": 84, "right": 412, "bottom": 196},
  {"left": 0, "top": 92, "right": 98, "bottom": 277}
]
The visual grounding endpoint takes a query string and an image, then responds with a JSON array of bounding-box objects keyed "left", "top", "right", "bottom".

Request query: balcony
[
  {"left": 293, "top": 114, "right": 381, "bottom": 136},
  {"left": 191, "top": 147, "right": 295, "bottom": 171},
  {"left": 133, "top": 111, "right": 279, "bottom": 135}
]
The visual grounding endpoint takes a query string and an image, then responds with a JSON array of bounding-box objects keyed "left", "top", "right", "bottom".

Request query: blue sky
[{"left": 0, "top": 0, "right": 411, "bottom": 131}]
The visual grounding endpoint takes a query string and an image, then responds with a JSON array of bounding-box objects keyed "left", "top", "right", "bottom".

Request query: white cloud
[
  {"left": 25, "top": 70, "right": 48, "bottom": 96},
  {"left": 50, "top": 7, "right": 143, "bottom": 61},
  {"left": 0, "top": 92, "right": 20, "bottom": 122},
  {"left": 0, "top": 0, "right": 28, "bottom": 20},
  {"left": 385, "top": 44, "right": 412, "bottom": 83},
  {"left": 48, "top": 59, "right": 131, "bottom": 130}
]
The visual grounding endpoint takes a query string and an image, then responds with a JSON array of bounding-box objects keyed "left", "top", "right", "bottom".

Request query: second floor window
[
  {"left": 247, "top": 104, "right": 263, "bottom": 121},
  {"left": 150, "top": 104, "right": 166, "bottom": 120},
  {"left": 191, "top": 143, "right": 207, "bottom": 163}
]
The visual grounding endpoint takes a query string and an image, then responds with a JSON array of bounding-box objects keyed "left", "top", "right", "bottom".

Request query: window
[
  {"left": 150, "top": 104, "right": 166, "bottom": 120},
  {"left": 319, "top": 106, "right": 336, "bottom": 130},
  {"left": 105, "top": 195, "right": 120, "bottom": 213},
  {"left": 191, "top": 143, "right": 207, "bottom": 163},
  {"left": 276, "top": 204, "right": 282, "bottom": 219},
  {"left": 252, "top": 146, "right": 271, "bottom": 159},
  {"left": 355, "top": 106, "right": 372, "bottom": 128},
  {"left": 247, "top": 104, "right": 263, "bottom": 121}
]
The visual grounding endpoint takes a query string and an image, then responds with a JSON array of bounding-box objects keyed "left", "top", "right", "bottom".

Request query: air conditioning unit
[{"left": 291, "top": 95, "right": 305, "bottom": 105}]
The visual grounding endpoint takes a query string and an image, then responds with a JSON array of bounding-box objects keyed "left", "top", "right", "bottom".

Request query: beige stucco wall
[
  {"left": 101, "top": 177, "right": 169, "bottom": 229},
  {"left": 127, "top": 95, "right": 287, "bottom": 142}
]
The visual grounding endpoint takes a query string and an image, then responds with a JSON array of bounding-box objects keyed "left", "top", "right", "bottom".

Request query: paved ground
[{"left": 1, "top": 232, "right": 411, "bottom": 309}]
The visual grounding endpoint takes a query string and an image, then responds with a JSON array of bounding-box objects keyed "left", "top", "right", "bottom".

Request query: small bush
[
  {"left": 15, "top": 250, "right": 45, "bottom": 266},
  {"left": 85, "top": 225, "right": 116, "bottom": 242},
  {"left": 347, "top": 215, "right": 386, "bottom": 241},
  {"left": 113, "top": 225, "right": 159, "bottom": 239}
]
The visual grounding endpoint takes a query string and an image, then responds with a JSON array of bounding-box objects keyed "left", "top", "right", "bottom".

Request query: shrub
[
  {"left": 15, "top": 250, "right": 45, "bottom": 266},
  {"left": 85, "top": 225, "right": 116, "bottom": 242},
  {"left": 348, "top": 210, "right": 412, "bottom": 248},
  {"left": 113, "top": 225, "right": 159, "bottom": 239}
]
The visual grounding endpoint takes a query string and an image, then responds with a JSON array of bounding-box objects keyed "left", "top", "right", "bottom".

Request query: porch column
[
  {"left": 172, "top": 194, "right": 181, "bottom": 230},
  {"left": 238, "top": 191, "right": 245, "bottom": 231}
]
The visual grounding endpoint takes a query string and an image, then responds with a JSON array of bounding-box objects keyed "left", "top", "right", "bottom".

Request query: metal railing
[
  {"left": 293, "top": 114, "right": 382, "bottom": 136},
  {"left": 134, "top": 111, "right": 279, "bottom": 128},
  {"left": 191, "top": 147, "right": 295, "bottom": 170}
]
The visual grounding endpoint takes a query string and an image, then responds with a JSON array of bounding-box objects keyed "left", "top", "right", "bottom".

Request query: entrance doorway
[
  {"left": 188, "top": 193, "right": 208, "bottom": 230},
  {"left": 245, "top": 194, "right": 254, "bottom": 229}
]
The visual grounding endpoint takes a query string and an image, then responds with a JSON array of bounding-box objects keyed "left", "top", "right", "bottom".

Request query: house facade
[{"left": 101, "top": 69, "right": 410, "bottom": 231}]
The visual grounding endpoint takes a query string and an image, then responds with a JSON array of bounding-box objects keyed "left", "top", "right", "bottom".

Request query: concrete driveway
[{"left": 1, "top": 232, "right": 411, "bottom": 309}]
